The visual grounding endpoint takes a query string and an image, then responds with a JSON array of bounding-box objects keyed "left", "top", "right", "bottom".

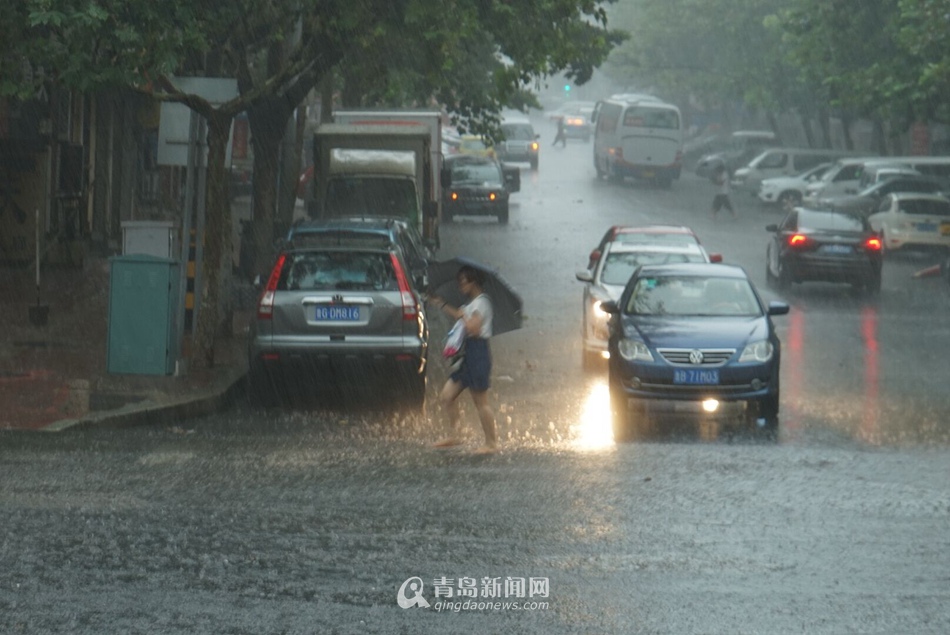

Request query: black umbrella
[{"left": 427, "top": 256, "right": 523, "bottom": 336}]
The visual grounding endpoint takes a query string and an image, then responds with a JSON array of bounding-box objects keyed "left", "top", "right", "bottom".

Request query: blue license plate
[
  {"left": 820, "top": 244, "right": 852, "bottom": 255},
  {"left": 314, "top": 305, "right": 360, "bottom": 321},
  {"left": 673, "top": 368, "right": 720, "bottom": 385},
  {"left": 915, "top": 222, "right": 938, "bottom": 233}
]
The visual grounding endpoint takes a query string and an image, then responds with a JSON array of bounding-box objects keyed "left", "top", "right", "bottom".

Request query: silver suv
[{"left": 248, "top": 245, "right": 429, "bottom": 408}]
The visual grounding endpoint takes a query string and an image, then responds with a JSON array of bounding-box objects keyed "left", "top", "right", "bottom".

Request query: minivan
[
  {"left": 592, "top": 96, "right": 684, "bottom": 187},
  {"left": 857, "top": 157, "right": 950, "bottom": 187},
  {"left": 732, "top": 148, "right": 863, "bottom": 193}
]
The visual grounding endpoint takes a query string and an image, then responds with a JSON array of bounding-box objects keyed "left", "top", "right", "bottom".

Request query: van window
[
  {"left": 834, "top": 164, "right": 864, "bottom": 181},
  {"left": 622, "top": 106, "right": 679, "bottom": 129},
  {"left": 758, "top": 152, "right": 788, "bottom": 169},
  {"left": 501, "top": 123, "right": 535, "bottom": 141},
  {"left": 597, "top": 103, "right": 621, "bottom": 134},
  {"left": 792, "top": 154, "right": 828, "bottom": 172},
  {"left": 915, "top": 164, "right": 950, "bottom": 179}
]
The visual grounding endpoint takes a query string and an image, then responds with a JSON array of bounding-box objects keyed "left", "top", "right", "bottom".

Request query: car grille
[
  {"left": 460, "top": 193, "right": 498, "bottom": 202},
  {"left": 657, "top": 348, "right": 735, "bottom": 366}
]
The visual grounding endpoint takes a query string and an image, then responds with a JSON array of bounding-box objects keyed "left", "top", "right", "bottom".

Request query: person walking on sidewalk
[
  {"left": 552, "top": 116, "right": 567, "bottom": 147},
  {"left": 711, "top": 163, "right": 737, "bottom": 219},
  {"left": 429, "top": 265, "right": 499, "bottom": 454}
]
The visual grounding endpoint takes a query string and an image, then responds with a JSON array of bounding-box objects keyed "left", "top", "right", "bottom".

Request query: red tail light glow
[
  {"left": 390, "top": 253, "right": 419, "bottom": 321},
  {"left": 257, "top": 254, "right": 287, "bottom": 320},
  {"left": 864, "top": 236, "right": 883, "bottom": 251},
  {"left": 788, "top": 234, "right": 811, "bottom": 248}
]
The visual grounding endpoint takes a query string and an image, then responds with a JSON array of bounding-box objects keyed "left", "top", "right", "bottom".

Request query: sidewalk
[{"left": 0, "top": 256, "right": 250, "bottom": 432}]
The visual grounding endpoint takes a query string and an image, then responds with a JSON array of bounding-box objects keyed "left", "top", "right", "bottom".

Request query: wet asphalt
[{"left": 2, "top": 119, "right": 950, "bottom": 633}]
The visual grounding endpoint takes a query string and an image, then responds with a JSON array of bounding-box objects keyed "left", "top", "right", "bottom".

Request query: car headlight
[
  {"left": 739, "top": 340, "right": 774, "bottom": 363},
  {"left": 618, "top": 339, "right": 654, "bottom": 362}
]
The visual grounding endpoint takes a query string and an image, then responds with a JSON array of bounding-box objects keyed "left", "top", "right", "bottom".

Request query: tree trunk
[
  {"left": 841, "top": 113, "right": 855, "bottom": 151},
  {"left": 248, "top": 99, "right": 294, "bottom": 279},
  {"left": 817, "top": 106, "right": 832, "bottom": 149},
  {"left": 193, "top": 112, "right": 234, "bottom": 369}
]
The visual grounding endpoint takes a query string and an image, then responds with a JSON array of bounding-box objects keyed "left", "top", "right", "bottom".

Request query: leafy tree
[{"left": 6, "top": 0, "right": 624, "bottom": 368}]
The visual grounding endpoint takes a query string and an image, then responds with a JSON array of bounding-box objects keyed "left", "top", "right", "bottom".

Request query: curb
[{"left": 42, "top": 366, "right": 248, "bottom": 432}]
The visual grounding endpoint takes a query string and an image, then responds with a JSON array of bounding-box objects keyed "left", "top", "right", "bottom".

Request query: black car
[
  {"left": 765, "top": 207, "right": 883, "bottom": 294},
  {"left": 442, "top": 154, "right": 519, "bottom": 224},
  {"left": 603, "top": 263, "right": 789, "bottom": 441}
]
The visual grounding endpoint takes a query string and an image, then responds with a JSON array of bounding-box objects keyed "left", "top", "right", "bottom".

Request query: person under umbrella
[{"left": 428, "top": 264, "right": 499, "bottom": 454}]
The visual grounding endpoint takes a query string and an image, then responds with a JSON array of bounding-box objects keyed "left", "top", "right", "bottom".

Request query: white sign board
[{"left": 157, "top": 77, "right": 239, "bottom": 166}]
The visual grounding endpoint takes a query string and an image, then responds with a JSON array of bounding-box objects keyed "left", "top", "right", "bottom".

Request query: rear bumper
[{"left": 784, "top": 254, "right": 881, "bottom": 283}]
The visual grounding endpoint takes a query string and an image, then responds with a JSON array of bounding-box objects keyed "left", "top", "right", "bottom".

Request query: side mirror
[
  {"left": 768, "top": 301, "right": 790, "bottom": 316},
  {"left": 253, "top": 274, "right": 263, "bottom": 288},
  {"left": 502, "top": 164, "right": 521, "bottom": 193},
  {"left": 708, "top": 253, "right": 723, "bottom": 263},
  {"left": 765, "top": 224, "right": 779, "bottom": 232},
  {"left": 535, "top": 133, "right": 541, "bottom": 140},
  {"left": 601, "top": 300, "right": 619, "bottom": 314},
  {"left": 575, "top": 270, "right": 593, "bottom": 283}
]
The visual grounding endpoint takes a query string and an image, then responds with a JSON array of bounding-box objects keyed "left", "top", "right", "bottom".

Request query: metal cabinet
[{"left": 107, "top": 255, "right": 181, "bottom": 375}]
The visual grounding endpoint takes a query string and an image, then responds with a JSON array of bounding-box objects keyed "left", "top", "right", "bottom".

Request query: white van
[
  {"left": 592, "top": 96, "right": 683, "bottom": 187},
  {"left": 732, "top": 148, "right": 863, "bottom": 193}
]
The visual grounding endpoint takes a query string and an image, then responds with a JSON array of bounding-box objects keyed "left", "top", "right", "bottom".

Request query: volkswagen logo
[
  {"left": 689, "top": 349, "right": 704, "bottom": 365},
  {"left": 332, "top": 294, "right": 344, "bottom": 304}
]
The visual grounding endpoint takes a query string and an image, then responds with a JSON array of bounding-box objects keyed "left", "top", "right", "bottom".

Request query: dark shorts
[
  {"left": 712, "top": 194, "right": 734, "bottom": 212},
  {"left": 451, "top": 338, "right": 492, "bottom": 392}
]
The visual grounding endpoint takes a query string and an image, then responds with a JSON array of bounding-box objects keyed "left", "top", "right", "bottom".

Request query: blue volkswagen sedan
[{"left": 602, "top": 263, "right": 790, "bottom": 441}]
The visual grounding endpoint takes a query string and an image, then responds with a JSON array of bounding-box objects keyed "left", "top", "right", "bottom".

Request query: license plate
[
  {"left": 916, "top": 222, "right": 938, "bottom": 233},
  {"left": 673, "top": 369, "right": 719, "bottom": 385},
  {"left": 642, "top": 170, "right": 655, "bottom": 178},
  {"left": 820, "top": 244, "right": 852, "bottom": 255},
  {"left": 314, "top": 305, "right": 360, "bottom": 321},
  {"left": 941, "top": 223, "right": 950, "bottom": 236}
]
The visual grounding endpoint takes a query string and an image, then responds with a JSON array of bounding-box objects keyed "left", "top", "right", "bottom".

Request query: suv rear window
[
  {"left": 501, "top": 124, "right": 535, "bottom": 140},
  {"left": 279, "top": 251, "right": 397, "bottom": 291}
]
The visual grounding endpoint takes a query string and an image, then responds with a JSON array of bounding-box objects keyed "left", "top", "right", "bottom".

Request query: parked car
[
  {"left": 603, "top": 263, "right": 789, "bottom": 441},
  {"left": 282, "top": 216, "right": 433, "bottom": 289},
  {"left": 867, "top": 192, "right": 950, "bottom": 254},
  {"left": 497, "top": 117, "right": 540, "bottom": 169},
  {"left": 757, "top": 162, "right": 833, "bottom": 211},
  {"left": 248, "top": 244, "right": 429, "bottom": 408},
  {"left": 695, "top": 130, "right": 781, "bottom": 178},
  {"left": 732, "top": 148, "right": 858, "bottom": 194},
  {"left": 441, "top": 154, "right": 515, "bottom": 224},
  {"left": 765, "top": 207, "right": 884, "bottom": 294},
  {"left": 585, "top": 224, "right": 721, "bottom": 271},
  {"left": 575, "top": 240, "right": 721, "bottom": 369},
  {"left": 818, "top": 175, "right": 949, "bottom": 217},
  {"left": 802, "top": 157, "right": 878, "bottom": 205}
]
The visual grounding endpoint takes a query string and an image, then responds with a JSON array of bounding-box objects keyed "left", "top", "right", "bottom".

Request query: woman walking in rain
[{"left": 429, "top": 264, "right": 499, "bottom": 454}]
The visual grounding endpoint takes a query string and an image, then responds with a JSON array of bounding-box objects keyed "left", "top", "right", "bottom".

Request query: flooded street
[{"left": 2, "top": 118, "right": 950, "bottom": 633}]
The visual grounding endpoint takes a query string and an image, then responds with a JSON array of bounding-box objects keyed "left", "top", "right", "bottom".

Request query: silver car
[{"left": 248, "top": 246, "right": 429, "bottom": 408}]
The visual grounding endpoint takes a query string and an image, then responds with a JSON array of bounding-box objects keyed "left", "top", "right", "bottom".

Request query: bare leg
[
  {"left": 470, "top": 389, "right": 498, "bottom": 452},
  {"left": 434, "top": 378, "right": 464, "bottom": 446}
]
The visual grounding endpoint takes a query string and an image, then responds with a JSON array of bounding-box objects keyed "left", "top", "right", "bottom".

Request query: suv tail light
[
  {"left": 864, "top": 236, "right": 883, "bottom": 251},
  {"left": 257, "top": 254, "right": 286, "bottom": 320},
  {"left": 390, "top": 253, "right": 418, "bottom": 321}
]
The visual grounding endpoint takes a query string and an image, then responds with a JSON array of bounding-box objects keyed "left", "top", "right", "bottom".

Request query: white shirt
[{"left": 464, "top": 293, "right": 493, "bottom": 338}]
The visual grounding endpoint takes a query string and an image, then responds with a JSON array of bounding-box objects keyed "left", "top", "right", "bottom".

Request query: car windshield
[
  {"left": 622, "top": 107, "right": 679, "bottom": 129},
  {"left": 501, "top": 124, "right": 534, "bottom": 140},
  {"left": 898, "top": 199, "right": 950, "bottom": 216},
  {"left": 325, "top": 178, "right": 418, "bottom": 220},
  {"left": 600, "top": 251, "right": 704, "bottom": 286},
  {"left": 626, "top": 275, "right": 762, "bottom": 317},
  {"left": 279, "top": 251, "right": 397, "bottom": 291},
  {"left": 798, "top": 209, "right": 868, "bottom": 232},
  {"left": 450, "top": 161, "right": 501, "bottom": 184}
]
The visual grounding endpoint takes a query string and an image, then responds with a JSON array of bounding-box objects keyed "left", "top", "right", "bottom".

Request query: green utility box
[{"left": 107, "top": 255, "right": 182, "bottom": 375}]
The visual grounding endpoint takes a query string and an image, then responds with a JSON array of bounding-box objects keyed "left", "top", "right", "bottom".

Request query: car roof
[
  {"left": 445, "top": 153, "right": 497, "bottom": 165},
  {"left": 612, "top": 224, "right": 697, "bottom": 235},
  {"left": 887, "top": 192, "right": 950, "bottom": 201},
  {"left": 290, "top": 217, "right": 404, "bottom": 233},
  {"left": 634, "top": 263, "right": 747, "bottom": 279}
]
